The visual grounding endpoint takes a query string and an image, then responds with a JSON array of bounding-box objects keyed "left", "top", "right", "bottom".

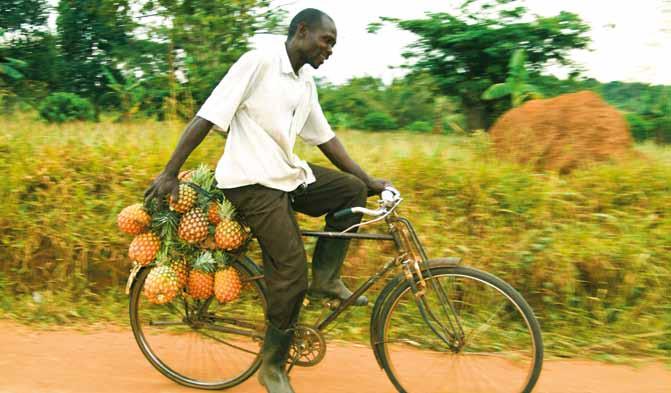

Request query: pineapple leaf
[
  {"left": 189, "top": 164, "right": 215, "bottom": 192},
  {"left": 212, "top": 251, "right": 232, "bottom": 268},
  {"left": 193, "top": 251, "right": 217, "bottom": 273},
  {"left": 151, "top": 210, "right": 179, "bottom": 241},
  {"left": 218, "top": 198, "right": 237, "bottom": 220}
]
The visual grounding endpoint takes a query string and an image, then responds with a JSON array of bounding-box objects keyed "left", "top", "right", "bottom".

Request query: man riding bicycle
[{"left": 144, "top": 8, "right": 391, "bottom": 393}]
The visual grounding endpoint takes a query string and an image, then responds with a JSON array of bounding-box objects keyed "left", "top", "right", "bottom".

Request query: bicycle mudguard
[
  {"left": 232, "top": 255, "right": 267, "bottom": 293},
  {"left": 369, "top": 257, "right": 462, "bottom": 369}
]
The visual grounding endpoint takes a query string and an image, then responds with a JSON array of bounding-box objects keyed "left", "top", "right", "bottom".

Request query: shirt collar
[{"left": 279, "top": 41, "right": 305, "bottom": 80}]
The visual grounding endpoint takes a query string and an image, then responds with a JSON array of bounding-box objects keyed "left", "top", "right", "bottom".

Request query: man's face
[{"left": 301, "top": 17, "right": 337, "bottom": 69}]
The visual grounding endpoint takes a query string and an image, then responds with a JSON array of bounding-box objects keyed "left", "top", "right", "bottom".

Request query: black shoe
[
  {"left": 258, "top": 323, "right": 296, "bottom": 393},
  {"left": 308, "top": 279, "right": 368, "bottom": 306},
  {"left": 310, "top": 237, "right": 368, "bottom": 306}
]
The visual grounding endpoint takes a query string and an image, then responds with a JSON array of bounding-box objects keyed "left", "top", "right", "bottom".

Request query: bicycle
[{"left": 128, "top": 187, "right": 544, "bottom": 393}]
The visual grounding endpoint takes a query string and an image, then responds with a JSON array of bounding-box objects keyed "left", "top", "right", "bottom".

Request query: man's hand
[
  {"left": 144, "top": 171, "right": 180, "bottom": 207},
  {"left": 366, "top": 178, "right": 393, "bottom": 197}
]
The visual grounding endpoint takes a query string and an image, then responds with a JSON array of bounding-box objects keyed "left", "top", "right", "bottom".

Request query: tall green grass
[{"left": 1, "top": 113, "right": 670, "bottom": 357}]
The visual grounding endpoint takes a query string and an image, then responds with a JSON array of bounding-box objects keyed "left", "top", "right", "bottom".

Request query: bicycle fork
[{"left": 399, "top": 258, "right": 464, "bottom": 352}]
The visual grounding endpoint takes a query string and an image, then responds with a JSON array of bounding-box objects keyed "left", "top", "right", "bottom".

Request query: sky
[{"left": 252, "top": 0, "right": 671, "bottom": 86}]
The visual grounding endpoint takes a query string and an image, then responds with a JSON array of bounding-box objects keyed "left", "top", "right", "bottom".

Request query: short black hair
[{"left": 287, "top": 8, "right": 332, "bottom": 39}]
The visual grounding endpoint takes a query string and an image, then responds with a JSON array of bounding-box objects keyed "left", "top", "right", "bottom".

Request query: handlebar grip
[{"left": 333, "top": 208, "right": 353, "bottom": 220}]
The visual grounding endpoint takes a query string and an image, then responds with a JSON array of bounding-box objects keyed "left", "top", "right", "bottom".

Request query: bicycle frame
[{"left": 299, "top": 210, "right": 463, "bottom": 341}]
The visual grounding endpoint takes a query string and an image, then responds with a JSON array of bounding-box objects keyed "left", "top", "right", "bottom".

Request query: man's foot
[
  {"left": 308, "top": 279, "right": 368, "bottom": 306},
  {"left": 258, "top": 324, "right": 296, "bottom": 393}
]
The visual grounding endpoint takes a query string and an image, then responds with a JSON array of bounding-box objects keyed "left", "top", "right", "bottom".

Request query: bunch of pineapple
[{"left": 117, "top": 164, "right": 248, "bottom": 305}]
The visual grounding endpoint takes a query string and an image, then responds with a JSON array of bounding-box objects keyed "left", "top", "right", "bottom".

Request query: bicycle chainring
[{"left": 288, "top": 325, "right": 326, "bottom": 367}]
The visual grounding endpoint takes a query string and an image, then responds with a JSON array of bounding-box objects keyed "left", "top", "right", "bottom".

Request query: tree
[
  {"left": 0, "top": 0, "right": 49, "bottom": 37},
  {"left": 140, "top": 0, "right": 285, "bottom": 106},
  {"left": 56, "top": 0, "right": 134, "bottom": 115},
  {"left": 482, "top": 49, "right": 542, "bottom": 107},
  {"left": 102, "top": 67, "right": 144, "bottom": 122},
  {"left": 370, "top": 0, "right": 590, "bottom": 130}
]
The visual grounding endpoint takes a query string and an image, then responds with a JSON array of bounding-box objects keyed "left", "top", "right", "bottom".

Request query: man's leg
[
  {"left": 291, "top": 164, "right": 369, "bottom": 305},
  {"left": 222, "top": 184, "right": 305, "bottom": 393}
]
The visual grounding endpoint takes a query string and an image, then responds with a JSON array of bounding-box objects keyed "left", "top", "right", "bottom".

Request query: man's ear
[{"left": 296, "top": 22, "right": 308, "bottom": 38}]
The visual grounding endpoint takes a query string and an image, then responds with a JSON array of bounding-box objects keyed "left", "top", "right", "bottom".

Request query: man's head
[{"left": 287, "top": 8, "right": 337, "bottom": 69}]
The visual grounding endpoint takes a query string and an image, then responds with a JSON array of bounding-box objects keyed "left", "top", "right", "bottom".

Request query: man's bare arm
[
  {"left": 318, "top": 136, "right": 391, "bottom": 196},
  {"left": 144, "top": 116, "right": 213, "bottom": 204}
]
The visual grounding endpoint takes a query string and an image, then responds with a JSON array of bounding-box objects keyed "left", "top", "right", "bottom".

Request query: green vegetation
[
  {"left": 38, "top": 92, "right": 95, "bottom": 122},
  {"left": 1, "top": 114, "right": 670, "bottom": 359},
  {"left": 370, "top": 0, "right": 590, "bottom": 130},
  {"left": 482, "top": 50, "right": 542, "bottom": 107},
  {"left": 1, "top": 0, "right": 669, "bottom": 140}
]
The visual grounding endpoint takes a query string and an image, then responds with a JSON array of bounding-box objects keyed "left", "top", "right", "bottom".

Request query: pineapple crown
[
  {"left": 155, "top": 243, "right": 171, "bottom": 266},
  {"left": 193, "top": 251, "right": 217, "bottom": 273},
  {"left": 151, "top": 210, "right": 179, "bottom": 241},
  {"left": 217, "top": 198, "right": 238, "bottom": 220},
  {"left": 213, "top": 251, "right": 233, "bottom": 269},
  {"left": 188, "top": 164, "right": 215, "bottom": 193}
]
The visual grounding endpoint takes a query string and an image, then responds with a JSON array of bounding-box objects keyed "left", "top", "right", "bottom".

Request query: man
[{"left": 144, "top": 8, "right": 390, "bottom": 393}]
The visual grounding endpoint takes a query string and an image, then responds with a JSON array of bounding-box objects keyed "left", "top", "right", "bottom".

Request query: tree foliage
[
  {"left": 482, "top": 49, "right": 542, "bottom": 107},
  {"left": 140, "top": 0, "right": 285, "bottom": 105},
  {"left": 0, "top": 0, "right": 49, "bottom": 35},
  {"left": 372, "top": 0, "right": 591, "bottom": 130},
  {"left": 38, "top": 92, "right": 95, "bottom": 122},
  {"left": 56, "top": 0, "right": 134, "bottom": 113}
]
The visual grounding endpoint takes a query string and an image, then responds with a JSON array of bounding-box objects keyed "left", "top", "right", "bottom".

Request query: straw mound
[{"left": 489, "top": 91, "right": 633, "bottom": 173}]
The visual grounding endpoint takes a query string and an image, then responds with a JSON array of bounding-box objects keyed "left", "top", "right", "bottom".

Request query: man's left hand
[{"left": 366, "top": 178, "right": 393, "bottom": 197}]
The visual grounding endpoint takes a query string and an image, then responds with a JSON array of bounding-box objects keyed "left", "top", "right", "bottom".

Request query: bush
[
  {"left": 626, "top": 113, "right": 655, "bottom": 142},
  {"left": 325, "top": 112, "right": 354, "bottom": 131},
  {"left": 362, "top": 111, "right": 397, "bottom": 131},
  {"left": 406, "top": 120, "right": 433, "bottom": 132},
  {"left": 39, "top": 92, "right": 95, "bottom": 123}
]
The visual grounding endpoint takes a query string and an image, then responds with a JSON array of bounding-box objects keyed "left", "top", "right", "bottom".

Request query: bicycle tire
[
  {"left": 129, "top": 256, "right": 267, "bottom": 390},
  {"left": 376, "top": 265, "right": 543, "bottom": 393}
]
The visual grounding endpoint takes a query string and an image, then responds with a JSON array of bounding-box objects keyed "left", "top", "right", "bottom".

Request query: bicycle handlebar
[{"left": 333, "top": 186, "right": 401, "bottom": 220}]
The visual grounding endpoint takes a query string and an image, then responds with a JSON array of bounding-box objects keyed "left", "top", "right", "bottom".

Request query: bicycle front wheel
[
  {"left": 129, "top": 258, "right": 267, "bottom": 390},
  {"left": 377, "top": 265, "right": 543, "bottom": 393}
]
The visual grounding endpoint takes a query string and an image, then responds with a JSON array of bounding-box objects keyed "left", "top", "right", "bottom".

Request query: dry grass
[{"left": 1, "top": 113, "right": 670, "bottom": 357}]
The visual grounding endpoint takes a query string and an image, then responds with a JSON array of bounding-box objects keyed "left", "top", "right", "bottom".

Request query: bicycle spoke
[
  {"left": 378, "top": 267, "right": 542, "bottom": 393},
  {"left": 130, "top": 262, "right": 267, "bottom": 388},
  {"left": 463, "top": 299, "right": 508, "bottom": 346},
  {"left": 196, "top": 329, "right": 260, "bottom": 356}
]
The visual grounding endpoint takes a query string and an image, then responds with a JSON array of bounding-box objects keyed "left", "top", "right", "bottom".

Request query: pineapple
[
  {"left": 187, "top": 252, "right": 216, "bottom": 300},
  {"left": 168, "top": 258, "right": 189, "bottom": 288},
  {"left": 178, "top": 208, "right": 209, "bottom": 244},
  {"left": 143, "top": 264, "right": 181, "bottom": 304},
  {"left": 117, "top": 204, "right": 151, "bottom": 235},
  {"left": 199, "top": 235, "right": 217, "bottom": 251},
  {"left": 168, "top": 183, "right": 198, "bottom": 213},
  {"left": 214, "top": 199, "right": 247, "bottom": 251},
  {"left": 207, "top": 201, "right": 221, "bottom": 225},
  {"left": 128, "top": 232, "right": 161, "bottom": 266},
  {"left": 214, "top": 265, "right": 242, "bottom": 303}
]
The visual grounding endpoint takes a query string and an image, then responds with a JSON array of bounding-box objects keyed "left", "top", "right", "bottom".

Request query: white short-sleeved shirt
[{"left": 197, "top": 42, "right": 336, "bottom": 192}]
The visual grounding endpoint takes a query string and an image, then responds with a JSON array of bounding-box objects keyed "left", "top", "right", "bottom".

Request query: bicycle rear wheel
[
  {"left": 129, "top": 258, "right": 267, "bottom": 390},
  {"left": 376, "top": 265, "right": 543, "bottom": 393}
]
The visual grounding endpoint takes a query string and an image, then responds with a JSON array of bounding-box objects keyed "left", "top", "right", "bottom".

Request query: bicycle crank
[{"left": 287, "top": 325, "right": 326, "bottom": 370}]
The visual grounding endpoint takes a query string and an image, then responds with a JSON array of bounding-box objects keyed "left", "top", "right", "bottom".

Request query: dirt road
[{"left": 1, "top": 321, "right": 669, "bottom": 393}]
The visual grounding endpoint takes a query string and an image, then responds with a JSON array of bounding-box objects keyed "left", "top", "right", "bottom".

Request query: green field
[{"left": 1, "top": 113, "right": 670, "bottom": 359}]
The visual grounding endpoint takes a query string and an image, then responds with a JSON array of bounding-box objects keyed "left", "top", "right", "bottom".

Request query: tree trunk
[{"left": 464, "top": 103, "right": 486, "bottom": 132}]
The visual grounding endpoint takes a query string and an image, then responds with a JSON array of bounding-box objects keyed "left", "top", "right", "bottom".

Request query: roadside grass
[{"left": 1, "top": 113, "right": 670, "bottom": 360}]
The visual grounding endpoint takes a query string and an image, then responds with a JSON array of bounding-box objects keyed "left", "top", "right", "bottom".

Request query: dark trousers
[{"left": 222, "top": 163, "right": 368, "bottom": 329}]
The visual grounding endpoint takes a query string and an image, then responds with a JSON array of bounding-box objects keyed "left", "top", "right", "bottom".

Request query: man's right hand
[{"left": 144, "top": 171, "right": 180, "bottom": 207}]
